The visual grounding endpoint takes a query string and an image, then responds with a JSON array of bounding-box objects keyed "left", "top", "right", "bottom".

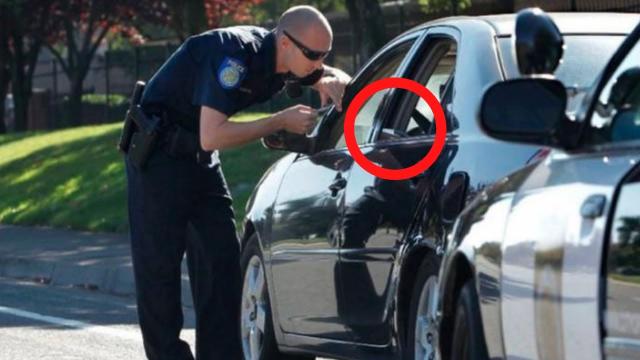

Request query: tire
[
  {"left": 406, "top": 255, "right": 441, "bottom": 360},
  {"left": 450, "top": 279, "right": 489, "bottom": 360},
  {"left": 239, "top": 234, "right": 314, "bottom": 360}
]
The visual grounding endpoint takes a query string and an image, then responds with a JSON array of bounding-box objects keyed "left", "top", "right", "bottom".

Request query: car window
[
  {"left": 405, "top": 42, "right": 456, "bottom": 137},
  {"left": 589, "top": 39, "right": 640, "bottom": 144},
  {"left": 377, "top": 39, "right": 456, "bottom": 140},
  {"left": 330, "top": 40, "right": 416, "bottom": 149}
]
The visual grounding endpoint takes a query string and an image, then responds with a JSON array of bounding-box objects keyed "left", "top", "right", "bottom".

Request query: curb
[{"left": 0, "top": 256, "right": 194, "bottom": 307}]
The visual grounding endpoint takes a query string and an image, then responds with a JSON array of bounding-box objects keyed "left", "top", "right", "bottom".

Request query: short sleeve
[{"left": 192, "top": 54, "right": 248, "bottom": 116}]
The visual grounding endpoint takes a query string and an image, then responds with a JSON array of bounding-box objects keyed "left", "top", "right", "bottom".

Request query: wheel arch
[
  {"left": 397, "top": 244, "right": 440, "bottom": 352},
  {"left": 438, "top": 251, "right": 475, "bottom": 359}
]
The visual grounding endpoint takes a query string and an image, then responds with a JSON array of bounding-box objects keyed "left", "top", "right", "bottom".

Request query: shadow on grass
[
  {"left": 0, "top": 128, "right": 127, "bottom": 232},
  {"left": 0, "top": 132, "right": 40, "bottom": 148},
  {"left": 0, "top": 127, "right": 287, "bottom": 233}
]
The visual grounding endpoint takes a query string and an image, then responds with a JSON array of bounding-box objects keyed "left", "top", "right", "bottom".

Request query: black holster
[{"left": 118, "top": 81, "right": 160, "bottom": 170}]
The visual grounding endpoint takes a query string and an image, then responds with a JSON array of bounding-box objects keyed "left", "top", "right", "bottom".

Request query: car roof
[{"left": 410, "top": 12, "right": 640, "bottom": 36}]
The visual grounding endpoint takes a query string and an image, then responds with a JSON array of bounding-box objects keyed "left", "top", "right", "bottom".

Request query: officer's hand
[
  {"left": 315, "top": 69, "right": 352, "bottom": 112},
  {"left": 276, "top": 105, "right": 318, "bottom": 135}
]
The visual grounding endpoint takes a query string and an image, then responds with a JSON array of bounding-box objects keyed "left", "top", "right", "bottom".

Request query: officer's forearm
[
  {"left": 204, "top": 117, "right": 281, "bottom": 150},
  {"left": 200, "top": 106, "right": 282, "bottom": 151}
]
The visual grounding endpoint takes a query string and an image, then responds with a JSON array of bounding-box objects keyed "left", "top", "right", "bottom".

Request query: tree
[
  {"left": 345, "top": 0, "right": 386, "bottom": 66},
  {"left": 418, "top": 0, "right": 472, "bottom": 16},
  {"left": 166, "top": 0, "right": 264, "bottom": 41},
  {"left": 165, "top": 0, "right": 207, "bottom": 41},
  {"left": 249, "top": 0, "right": 344, "bottom": 25},
  {"left": 45, "top": 0, "right": 263, "bottom": 125},
  {"left": 45, "top": 0, "right": 169, "bottom": 126},
  {"left": 0, "top": 7, "right": 10, "bottom": 133},
  {"left": 2, "top": 0, "right": 57, "bottom": 132}
]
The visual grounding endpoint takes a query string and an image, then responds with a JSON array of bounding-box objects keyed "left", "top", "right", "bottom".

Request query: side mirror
[
  {"left": 262, "top": 130, "right": 313, "bottom": 154},
  {"left": 514, "top": 8, "right": 564, "bottom": 76},
  {"left": 609, "top": 67, "right": 640, "bottom": 109},
  {"left": 480, "top": 78, "right": 577, "bottom": 148}
]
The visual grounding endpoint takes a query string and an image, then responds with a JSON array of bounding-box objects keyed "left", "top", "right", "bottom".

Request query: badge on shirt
[{"left": 217, "top": 57, "right": 247, "bottom": 90}]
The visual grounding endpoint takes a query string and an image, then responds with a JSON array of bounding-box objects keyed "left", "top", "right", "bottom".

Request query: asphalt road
[{"left": 0, "top": 277, "right": 332, "bottom": 360}]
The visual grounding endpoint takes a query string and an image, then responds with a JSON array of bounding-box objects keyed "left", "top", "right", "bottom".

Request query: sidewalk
[{"left": 0, "top": 225, "right": 194, "bottom": 307}]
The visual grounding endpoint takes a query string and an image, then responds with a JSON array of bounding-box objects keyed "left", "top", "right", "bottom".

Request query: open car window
[
  {"left": 377, "top": 38, "right": 457, "bottom": 141},
  {"left": 405, "top": 43, "right": 456, "bottom": 137},
  {"left": 318, "top": 37, "right": 418, "bottom": 151}
]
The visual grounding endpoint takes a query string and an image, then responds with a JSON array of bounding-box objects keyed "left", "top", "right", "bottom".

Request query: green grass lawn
[{"left": 0, "top": 112, "right": 285, "bottom": 233}]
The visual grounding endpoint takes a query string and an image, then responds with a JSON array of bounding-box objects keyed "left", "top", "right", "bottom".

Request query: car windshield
[{"left": 498, "top": 35, "right": 626, "bottom": 114}]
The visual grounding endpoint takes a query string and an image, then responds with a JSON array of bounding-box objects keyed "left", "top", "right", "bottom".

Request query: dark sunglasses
[{"left": 283, "top": 30, "right": 330, "bottom": 61}]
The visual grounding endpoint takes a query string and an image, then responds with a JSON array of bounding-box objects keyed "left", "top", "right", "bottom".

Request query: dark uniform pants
[{"left": 125, "top": 144, "right": 242, "bottom": 360}]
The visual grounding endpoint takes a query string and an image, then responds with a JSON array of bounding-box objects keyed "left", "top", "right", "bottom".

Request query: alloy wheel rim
[
  {"left": 241, "top": 255, "right": 267, "bottom": 360},
  {"left": 415, "top": 275, "right": 438, "bottom": 360}
]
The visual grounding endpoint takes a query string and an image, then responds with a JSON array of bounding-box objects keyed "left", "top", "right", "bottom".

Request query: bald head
[
  {"left": 274, "top": 5, "right": 332, "bottom": 77},
  {"left": 277, "top": 5, "right": 332, "bottom": 41}
]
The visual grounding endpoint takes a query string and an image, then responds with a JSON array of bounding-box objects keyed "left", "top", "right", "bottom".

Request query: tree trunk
[
  {"left": 67, "top": 74, "right": 84, "bottom": 126},
  {"left": 11, "top": 80, "right": 30, "bottom": 132},
  {"left": 7, "top": 3, "right": 46, "bottom": 133},
  {"left": 0, "top": 69, "right": 8, "bottom": 134},
  {"left": 186, "top": 0, "right": 206, "bottom": 35},
  {"left": 345, "top": 0, "right": 386, "bottom": 68},
  {"left": 167, "top": 0, "right": 207, "bottom": 40},
  {"left": 10, "top": 47, "right": 30, "bottom": 132},
  {"left": 0, "top": 12, "right": 9, "bottom": 134}
]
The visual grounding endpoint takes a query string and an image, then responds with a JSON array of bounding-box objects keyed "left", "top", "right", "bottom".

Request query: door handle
[{"left": 329, "top": 176, "right": 347, "bottom": 196}]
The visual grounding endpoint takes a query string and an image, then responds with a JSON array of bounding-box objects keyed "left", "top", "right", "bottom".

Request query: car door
[
  {"left": 337, "top": 29, "right": 460, "bottom": 345},
  {"left": 607, "top": 167, "right": 640, "bottom": 360},
  {"left": 598, "top": 33, "right": 640, "bottom": 360},
  {"left": 268, "top": 31, "right": 424, "bottom": 340},
  {"left": 500, "top": 29, "right": 640, "bottom": 360}
]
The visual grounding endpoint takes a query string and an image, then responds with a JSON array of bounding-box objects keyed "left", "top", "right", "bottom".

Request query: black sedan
[{"left": 238, "top": 10, "right": 639, "bottom": 360}]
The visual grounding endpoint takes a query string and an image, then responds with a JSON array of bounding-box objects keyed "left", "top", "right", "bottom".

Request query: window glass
[
  {"left": 589, "top": 40, "right": 640, "bottom": 143},
  {"left": 405, "top": 44, "right": 456, "bottom": 137},
  {"left": 331, "top": 41, "right": 416, "bottom": 148}
]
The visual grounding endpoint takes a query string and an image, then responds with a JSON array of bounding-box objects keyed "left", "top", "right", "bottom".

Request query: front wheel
[
  {"left": 406, "top": 255, "right": 440, "bottom": 360},
  {"left": 240, "top": 234, "right": 314, "bottom": 360},
  {"left": 450, "top": 279, "right": 489, "bottom": 360}
]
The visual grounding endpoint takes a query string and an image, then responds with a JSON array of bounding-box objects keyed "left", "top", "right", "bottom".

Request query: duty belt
[{"left": 156, "top": 111, "right": 218, "bottom": 168}]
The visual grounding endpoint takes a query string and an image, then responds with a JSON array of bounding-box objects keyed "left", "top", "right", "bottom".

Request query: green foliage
[
  {"left": 417, "top": 0, "right": 471, "bottom": 14},
  {"left": 81, "top": 94, "right": 128, "bottom": 106},
  {"left": 249, "top": 0, "right": 346, "bottom": 24}
]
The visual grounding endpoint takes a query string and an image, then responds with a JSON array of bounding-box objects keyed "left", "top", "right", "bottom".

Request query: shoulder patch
[{"left": 217, "top": 57, "right": 247, "bottom": 90}]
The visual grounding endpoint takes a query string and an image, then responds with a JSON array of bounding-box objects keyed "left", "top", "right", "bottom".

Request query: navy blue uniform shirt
[{"left": 141, "top": 26, "right": 321, "bottom": 132}]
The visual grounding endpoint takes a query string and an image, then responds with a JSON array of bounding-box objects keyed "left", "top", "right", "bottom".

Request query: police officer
[{"left": 125, "top": 5, "right": 350, "bottom": 360}]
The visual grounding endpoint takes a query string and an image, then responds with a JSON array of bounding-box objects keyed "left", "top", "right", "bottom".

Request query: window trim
[
  {"left": 577, "top": 23, "right": 640, "bottom": 149},
  {"left": 392, "top": 38, "right": 456, "bottom": 136},
  {"left": 372, "top": 26, "right": 460, "bottom": 143},
  {"left": 309, "top": 30, "right": 426, "bottom": 155}
]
